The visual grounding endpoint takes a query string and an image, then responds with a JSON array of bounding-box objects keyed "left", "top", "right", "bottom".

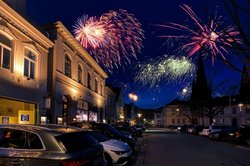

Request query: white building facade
[
  {"left": 0, "top": 1, "right": 54, "bottom": 124},
  {"left": 45, "top": 22, "right": 108, "bottom": 125}
]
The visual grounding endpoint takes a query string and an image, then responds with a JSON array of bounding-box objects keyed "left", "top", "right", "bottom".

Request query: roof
[
  {"left": 167, "top": 98, "right": 188, "bottom": 106},
  {"left": 53, "top": 21, "right": 108, "bottom": 79},
  {"left": 0, "top": 1, "right": 54, "bottom": 50}
]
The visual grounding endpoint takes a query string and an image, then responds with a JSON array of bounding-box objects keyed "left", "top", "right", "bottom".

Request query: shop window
[
  {"left": 0, "top": 34, "right": 11, "bottom": 70},
  {"left": 0, "top": 98, "right": 36, "bottom": 125},
  {"left": 24, "top": 49, "right": 36, "bottom": 79},
  {"left": 65, "top": 54, "right": 71, "bottom": 78}
]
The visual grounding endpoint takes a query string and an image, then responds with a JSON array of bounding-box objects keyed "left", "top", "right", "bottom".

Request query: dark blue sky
[{"left": 27, "top": 0, "right": 243, "bottom": 109}]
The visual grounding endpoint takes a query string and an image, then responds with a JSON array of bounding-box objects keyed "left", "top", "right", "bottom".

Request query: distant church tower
[{"left": 191, "top": 56, "right": 212, "bottom": 103}]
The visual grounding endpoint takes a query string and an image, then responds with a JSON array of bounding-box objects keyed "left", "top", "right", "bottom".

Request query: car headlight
[{"left": 111, "top": 150, "right": 127, "bottom": 155}]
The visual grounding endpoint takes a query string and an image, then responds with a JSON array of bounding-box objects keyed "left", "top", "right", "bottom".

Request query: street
[{"left": 133, "top": 128, "right": 250, "bottom": 166}]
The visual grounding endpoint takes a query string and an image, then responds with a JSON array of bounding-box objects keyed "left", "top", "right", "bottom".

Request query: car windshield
[
  {"left": 88, "top": 131, "right": 110, "bottom": 142},
  {"left": 55, "top": 131, "right": 97, "bottom": 152},
  {"left": 106, "top": 125, "right": 123, "bottom": 137}
]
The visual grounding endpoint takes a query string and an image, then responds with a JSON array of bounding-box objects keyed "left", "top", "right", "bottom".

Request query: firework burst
[
  {"left": 73, "top": 15, "right": 108, "bottom": 49},
  {"left": 158, "top": 4, "right": 241, "bottom": 64},
  {"left": 73, "top": 10, "right": 144, "bottom": 71},
  {"left": 134, "top": 55, "right": 195, "bottom": 87}
]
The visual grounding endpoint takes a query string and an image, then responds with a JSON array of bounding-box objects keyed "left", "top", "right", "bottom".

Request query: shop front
[{"left": 0, "top": 97, "right": 36, "bottom": 124}]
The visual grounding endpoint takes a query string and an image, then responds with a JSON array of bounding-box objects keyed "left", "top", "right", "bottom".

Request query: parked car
[
  {"left": 177, "top": 125, "right": 193, "bottom": 132},
  {"left": 199, "top": 125, "right": 228, "bottom": 137},
  {"left": 131, "top": 126, "right": 143, "bottom": 137},
  {"left": 0, "top": 124, "right": 105, "bottom": 166},
  {"left": 208, "top": 127, "right": 237, "bottom": 141},
  {"left": 111, "top": 125, "right": 137, "bottom": 139},
  {"left": 87, "top": 131, "right": 132, "bottom": 166},
  {"left": 71, "top": 122, "right": 136, "bottom": 150},
  {"left": 233, "top": 125, "right": 250, "bottom": 145}
]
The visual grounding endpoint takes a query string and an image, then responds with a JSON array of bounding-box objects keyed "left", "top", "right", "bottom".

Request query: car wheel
[{"left": 104, "top": 153, "right": 113, "bottom": 166}]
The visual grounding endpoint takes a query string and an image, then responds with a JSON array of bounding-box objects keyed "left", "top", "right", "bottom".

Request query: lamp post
[
  {"left": 137, "top": 113, "right": 142, "bottom": 125},
  {"left": 238, "top": 103, "right": 243, "bottom": 125},
  {"left": 129, "top": 93, "right": 138, "bottom": 124}
]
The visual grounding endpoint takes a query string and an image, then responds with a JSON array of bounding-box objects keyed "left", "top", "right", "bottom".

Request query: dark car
[
  {"left": 112, "top": 126, "right": 137, "bottom": 139},
  {"left": 71, "top": 122, "right": 136, "bottom": 150},
  {"left": 208, "top": 127, "right": 238, "bottom": 141},
  {"left": 0, "top": 124, "right": 105, "bottom": 166},
  {"left": 233, "top": 125, "right": 250, "bottom": 145}
]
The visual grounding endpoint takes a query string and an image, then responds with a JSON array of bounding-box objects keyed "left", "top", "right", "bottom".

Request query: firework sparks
[
  {"left": 73, "top": 15, "right": 108, "bottom": 49},
  {"left": 158, "top": 4, "right": 241, "bottom": 64},
  {"left": 134, "top": 55, "right": 195, "bottom": 87},
  {"left": 73, "top": 10, "right": 144, "bottom": 71}
]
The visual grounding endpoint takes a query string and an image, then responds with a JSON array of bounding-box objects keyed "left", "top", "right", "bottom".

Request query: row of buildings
[
  {"left": 154, "top": 97, "right": 250, "bottom": 128},
  {"left": 154, "top": 57, "right": 250, "bottom": 128},
  {"left": 0, "top": 0, "right": 126, "bottom": 125}
]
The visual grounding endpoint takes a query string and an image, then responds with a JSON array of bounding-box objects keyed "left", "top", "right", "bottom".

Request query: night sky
[{"left": 27, "top": 0, "right": 244, "bottom": 109}]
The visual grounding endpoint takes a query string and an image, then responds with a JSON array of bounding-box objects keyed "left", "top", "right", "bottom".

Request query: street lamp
[
  {"left": 238, "top": 103, "right": 243, "bottom": 125},
  {"left": 137, "top": 113, "right": 142, "bottom": 124}
]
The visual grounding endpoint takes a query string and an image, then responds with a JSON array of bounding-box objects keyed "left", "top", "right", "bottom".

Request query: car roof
[{"left": 0, "top": 124, "right": 80, "bottom": 135}]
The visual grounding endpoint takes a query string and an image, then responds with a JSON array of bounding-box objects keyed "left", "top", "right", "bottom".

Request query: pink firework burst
[
  {"left": 158, "top": 4, "right": 241, "bottom": 64},
  {"left": 73, "top": 10, "right": 144, "bottom": 71},
  {"left": 73, "top": 15, "right": 108, "bottom": 49}
]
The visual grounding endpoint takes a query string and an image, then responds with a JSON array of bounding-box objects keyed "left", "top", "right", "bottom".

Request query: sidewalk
[{"left": 130, "top": 134, "right": 147, "bottom": 166}]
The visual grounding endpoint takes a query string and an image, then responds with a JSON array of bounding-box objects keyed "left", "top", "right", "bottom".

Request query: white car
[
  {"left": 199, "top": 125, "right": 225, "bottom": 136},
  {"left": 88, "top": 131, "right": 132, "bottom": 165}
]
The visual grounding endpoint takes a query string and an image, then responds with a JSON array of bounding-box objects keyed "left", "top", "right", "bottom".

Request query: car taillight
[
  {"left": 62, "top": 159, "right": 91, "bottom": 166},
  {"left": 235, "top": 131, "right": 241, "bottom": 138}
]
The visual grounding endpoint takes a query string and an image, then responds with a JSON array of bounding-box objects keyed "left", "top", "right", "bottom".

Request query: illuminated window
[
  {"left": 65, "top": 55, "right": 71, "bottom": 78},
  {"left": 0, "top": 34, "right": 11, "bottom": 70},
  {"left": 94, "top": 79, "right": 98, "bottom": 93},
  {"left": 78, "top": 65, "right": 83, "bottom": 84},
  {"left": 24, "top": 49, "right": 36, "bottom": 79}
]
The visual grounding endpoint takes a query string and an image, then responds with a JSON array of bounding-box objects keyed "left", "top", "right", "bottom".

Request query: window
[
  {"left": 65, "top": 55, "right": 71, "bottom": 78},
  {"left": 220, "top": 109, "right": 224, "bottom": 115},
  {"left": 27, "top": 132, "right": 43, "bottom": 149},
  {"left": 100, "top": 83, "right": 103, "bottom": 95},
  {"left": 245, "top": 107, "right": 250, "bottom": 114},
  {"left": 78, "top": 65, "right": 82, "bottom": 84},
  {"left": 94, "top": 79, "right": 98, "bottom": 93},
  {"left": 24, "top": 49, "right": 36, "bottom": 79},
  {"left": 172, "top": 119, "right": 175, "bottom": 124},
  {"left": 232, "top": 107, "right": 237, "bottom": 114},
  {"left": 0, "top": 129, "right": 26, "bottom": 149},
  {"left": 87, "top": 72, "right": 91, "bottom": 89},
  {"left": 0, "top": 34, "right": 11, "bottom": 70}
]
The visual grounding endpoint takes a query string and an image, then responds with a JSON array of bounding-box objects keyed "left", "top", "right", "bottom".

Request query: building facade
[
  {"left": 45, "top": 22, "right": 108, "bottom": 125},
  {"left": 105, "top": 86, "right": 117, "bottom": 123},
  {"left": 162, "top": 99, "right": 192, "bottom": 127},
  {"left": 0, "top": 1, "right": 54, "bottom": 124},
  {"left": 212, "top": 102, "right": 250, "bottom": 127}
]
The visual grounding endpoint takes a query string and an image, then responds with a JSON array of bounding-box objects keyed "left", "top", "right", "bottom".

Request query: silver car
[{"left": 0, "top": 124, "right": 105, "bottom": 166}]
